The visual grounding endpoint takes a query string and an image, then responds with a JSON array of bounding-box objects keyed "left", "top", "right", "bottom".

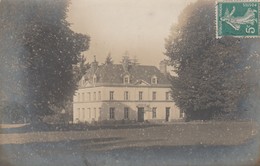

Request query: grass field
[{"left": 0, "top": 121, "right": 259, "bottom": 166}]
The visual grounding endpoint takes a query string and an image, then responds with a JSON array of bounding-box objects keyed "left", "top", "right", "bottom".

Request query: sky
[{"left": 67, "top": 0, "right": 196, "bottom": 67}]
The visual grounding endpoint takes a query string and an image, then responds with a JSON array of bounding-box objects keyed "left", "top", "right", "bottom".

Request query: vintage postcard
[{"left": 0, "top": 0, "right": 260, "bottom": 166}]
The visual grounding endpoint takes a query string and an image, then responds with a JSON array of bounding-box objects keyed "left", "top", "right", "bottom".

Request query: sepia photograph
[{"left": 0, "top": 0, "right": 260, "bottom": 165}]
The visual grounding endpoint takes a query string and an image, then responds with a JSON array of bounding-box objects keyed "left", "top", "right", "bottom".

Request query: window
[
  {"left": 77, "top": 93, "right": 80, "bottom": 102},
  {"left": 93, "top": 92, "right": 96, "bottom": 101},
  {"left": 93, "top": 75, "right": 97, "bottom": 84},
  {"left": 82, "top": 93, "right": 85, "bottom": 101},
  {"left": 110, "top": 91, "right": 114, "bottom": 100},
  {"left": 124, "top": 91, "right": 129, "bottom": 100},
  {"left": 124, "top": 107, "right": 129, "bottom": 119},
  {"left": 166, "top": 92, "right": 170, "bottom": 100},
  {"left": 180, "top": 109, "right": 185, "bottom": 118},
  {"left": 99, "top": 107, "right": 101, "bottom": 119},
  {"left": 94, "top": 108, "right": 96, "bottom": 119},
  {"left": 88, "top": 92, "right": 91, "bottom": 101},
  {"left": 77, "top": 108, "right": 80, "bottom": 119},
  {"left": 98, "top": 91, "right": 101, "bottom": 100},
  {"left": 152, "top": 107, "right": 157, "bottom": 118},
  {"left": 88, "top": 108, "right": 91, "bottom": 118},
  {"left": 82, "top": 108, "right": 85, "bottom": 120},
  {"left": 151, "top": 76, "right": 157, "bottom": 84},
  {"left": 86, "top": 108, "right": 91, "bottom": 118},
  {"left": 166, "top": 107, "right": 170, "bottom": 122},
  {"left": 152, "top": 92, "right": 156, "bottom": 100},
  {"left": 139, "top": 91, "right": 143, "bottom": 101},
  {"left": 109, "top": 107, "right": 115, "bottom": 119},
  {"left": 123, "top": 75, "right": 130, "bottom": 84}
]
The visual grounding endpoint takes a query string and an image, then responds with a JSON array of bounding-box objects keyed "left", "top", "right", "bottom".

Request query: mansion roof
[{"left": 79, "top": 63, "right": 170, "bottom": 87}]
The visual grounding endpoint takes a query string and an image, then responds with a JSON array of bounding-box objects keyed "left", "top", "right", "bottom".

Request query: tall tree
[
  {"left": 165, "top": 0, "right": 257, "bottom": 120},
  {"left": 105, "top": 52, "right": 113, "bottom": 65},
  {"left": 0, "top": 0, "right": 90, "bottom": 122},
  {"left": 241, "top": 42, "right": 260, "bottom": 120},
  {"left": 73, "top": 55, "right": 90, "bottom": 82}
]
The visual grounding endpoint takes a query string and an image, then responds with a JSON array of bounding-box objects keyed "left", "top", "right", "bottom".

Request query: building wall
[
  {"left": 73, "top": 86, "right": 104, "bottom": 123},
  {"left": 101, "top": 86, "right": 171, "bottom": 101},
  {"left": 73, "top": 86, "right": 183, "bottom": 123},
  {"left": 98, "top": 101, "right": 181, "bottom": 121}
]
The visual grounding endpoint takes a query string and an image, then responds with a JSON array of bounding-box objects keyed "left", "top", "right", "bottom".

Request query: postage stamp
[{"left": 216, "top": 0, "right": 260, "bottom": 38}]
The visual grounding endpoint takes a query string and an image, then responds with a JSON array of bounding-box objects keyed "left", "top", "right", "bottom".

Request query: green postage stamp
[{"left": 216, "top": 0, "right": 260, "bottom": 38}]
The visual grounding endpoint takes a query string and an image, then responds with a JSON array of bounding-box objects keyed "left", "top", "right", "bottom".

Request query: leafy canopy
[
  {"left": 0, "top": 0, "right": 90, "bottom": 120},
  {"left": 165, "top": 0, "right": 257, "bottom": 120}
]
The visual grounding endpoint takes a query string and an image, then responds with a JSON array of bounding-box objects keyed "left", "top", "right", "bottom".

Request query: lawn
[{"left": 0, "top": 121, "right": 259, "bottom": 166}]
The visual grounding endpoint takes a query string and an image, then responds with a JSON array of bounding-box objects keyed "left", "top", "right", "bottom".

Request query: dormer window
[
  {"left": 151, "top": 76, "right": 157, "bottom": 84},
  {"left": 123, "top": 75, "right": 130, "bottom": 84},
  {"left": 93, "top": 74, "right": 97, "bottom": 84}
]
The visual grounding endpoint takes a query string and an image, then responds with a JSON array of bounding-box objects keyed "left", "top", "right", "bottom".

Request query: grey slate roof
[{"left": 83, "top": 63, "right": 170, "bottom": 85}]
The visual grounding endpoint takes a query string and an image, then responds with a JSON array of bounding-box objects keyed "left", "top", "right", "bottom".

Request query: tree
[
  {"left": 121, "top": 55, "right": 131, "bottom": 64},
  {"left": 0, "top": 0, "right": 90, "bottom": 122},
  {"left": 241, "top": 44, "right": 260, "bottom": 120},
  {"left": 105, "top": 52, "right": 113, "bottom": 65},
  {"left": 132, "top": 56, "right": 139, "bottom": 65},
  {"left": 73, "top": 55, "right": 90, "bottom": 82},
  {"left": 165, "top": 0, "right": 258, "bottom": 120}
]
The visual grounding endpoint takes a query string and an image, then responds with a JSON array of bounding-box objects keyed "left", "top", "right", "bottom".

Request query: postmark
[{"left": 216, "top": 0, "right": 260, "bottom": 38}]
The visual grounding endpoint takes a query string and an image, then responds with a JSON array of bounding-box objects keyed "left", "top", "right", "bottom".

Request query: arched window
[{"left": 151, "top": 75, "right": 157, "bottom": 84}]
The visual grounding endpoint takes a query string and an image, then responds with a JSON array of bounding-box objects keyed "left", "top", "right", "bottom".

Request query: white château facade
[{"left": 73, "top": 59, "right": 184, "bottom": 123}]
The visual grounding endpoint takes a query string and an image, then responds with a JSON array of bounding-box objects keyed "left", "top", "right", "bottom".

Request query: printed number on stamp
[{"left": 216, "top": 0, "right": 260, "bottom": 38}]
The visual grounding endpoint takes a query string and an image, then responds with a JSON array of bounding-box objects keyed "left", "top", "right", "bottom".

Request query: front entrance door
[
  {"left": 137, "top": 107, "right": 144, "bottom": 122},
  {"left": 165, "top": 107, "right": 170, "bottom": 122}
]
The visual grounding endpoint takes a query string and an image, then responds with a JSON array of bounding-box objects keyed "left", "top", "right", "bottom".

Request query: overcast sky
[{"left": 67, "top": 0, "right": 196, "bottom": 67}]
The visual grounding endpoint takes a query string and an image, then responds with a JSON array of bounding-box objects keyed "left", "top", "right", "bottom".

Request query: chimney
[
  {"left": 159, "top": 60, "right": 167, "bottom": 75},
  {"left": 91, "top": 55, "right": 98, "bottom": 73}
]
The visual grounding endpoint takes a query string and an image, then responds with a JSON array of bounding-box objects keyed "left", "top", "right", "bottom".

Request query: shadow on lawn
[
  {"left": 1, "top": 123, "right": 162, "bottom": 134},
  {"left": 89, "top": 138, "right": 258, "bottom": 166},
  {"left": 1, "top": 138, "right": 258, "bottom": 166},
  {"left": 0, "top": 137, "right": 124, "bottom": 166},
  {"left": 4, "top": 137, "right": 124, "bottom": 150}
]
